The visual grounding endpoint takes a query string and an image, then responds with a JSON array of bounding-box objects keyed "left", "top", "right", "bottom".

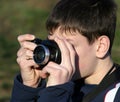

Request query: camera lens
[
  {"left": 35, "top": 50, "right": 45, "bottom": 62},
  {"left": 32, "top": 38, "right": 61, "bottom": 68},
  {"left": 33, "top": 45, "right": 50, "bottom": 65}
]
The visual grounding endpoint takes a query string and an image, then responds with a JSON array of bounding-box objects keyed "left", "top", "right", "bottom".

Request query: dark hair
[{"left": 46, "top": 0, "right": 117, "bottom": 53}]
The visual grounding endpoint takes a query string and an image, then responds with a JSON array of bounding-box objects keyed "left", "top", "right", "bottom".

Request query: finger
[
  {"left": 42, "top": 65, "right": 62, "bottom": 79},
  {"left": 17, "top": 54, "right": 39, "bottom": 70},
  {"left": 22, "top": 41, "right": 37, "bottom": 50},
  {"left": 17, "top": 47, "right": 34, "bottom": 58},
  {"left": 43, "top": 62, "right": 70, "bottom": 78},
  {"left": 54, "top": 37, "right": 76, "bottom": 77},
  {"left": 54, "top": 37, "right": 71, "bottom": 67},
  {"left": 39, "top": 71, "right": 49, "bottom": 79},
  {"left": 42, "top": 63, "right": 72, "bottom": 86},
  {"left": 26, "top": 50, "right": 34, "bottom": 58},
  {"left": 18, "top": 34, "right": 35, "bottom": 46},
  {"left": 63, "top": 39, "right": 76, "bottom": 69},
  {"left": 62, "top": 39, "right": 76, "bottom": 77},
  {"left": 17, "top": 47, "right": 26, "bottom": 57}
]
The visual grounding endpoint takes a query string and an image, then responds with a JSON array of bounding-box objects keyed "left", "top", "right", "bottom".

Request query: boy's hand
[
  {"left": 16, "top": 34, "right": 47, "bottom": 88},
  {"left": 42, "top": 37, "right": 76, "bottom": 87},
  {"left": 17, "top": 34, "right": 76, "bottom": 88}
]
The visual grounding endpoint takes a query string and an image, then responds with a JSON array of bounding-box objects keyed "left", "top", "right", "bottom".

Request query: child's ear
[{"left": 96, "top": 36, "right": 110, "bottom": 58}]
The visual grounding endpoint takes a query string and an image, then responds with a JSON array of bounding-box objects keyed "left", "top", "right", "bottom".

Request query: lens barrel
[
  {"left": 33, "top": 38, "right": 61, "bottom": 68},
  {"left": 33, "top": 45, "right": 50, "bottom": 65}
]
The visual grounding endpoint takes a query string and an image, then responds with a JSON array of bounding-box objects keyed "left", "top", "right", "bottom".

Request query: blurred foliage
[
  {"left": 0, "top": 0, "right": 57, "bottom": 101},
  {"left": 0, "top": 0, "right": 120, "bottom": 101}
]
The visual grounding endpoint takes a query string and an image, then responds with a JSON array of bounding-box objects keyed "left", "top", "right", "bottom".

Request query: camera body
[{"left": 32, "top": 38, "right": 61, "bottom": 68}]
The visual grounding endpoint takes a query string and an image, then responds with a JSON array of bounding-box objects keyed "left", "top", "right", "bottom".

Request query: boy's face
[{"left": 48, "top": 28, "right": 98, "bottom": 80}]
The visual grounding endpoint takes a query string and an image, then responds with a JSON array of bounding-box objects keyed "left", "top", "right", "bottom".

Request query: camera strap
[{"left": 82, "top": 63, "right": 120, "bottom": 102}]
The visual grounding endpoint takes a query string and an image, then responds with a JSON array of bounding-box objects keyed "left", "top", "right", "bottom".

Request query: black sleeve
[
  {"left": 10, "top": 74, "right": 46, "bottom": 102},
  {"left": 37, "top": 81, "right": 74, "bottom": 102},
  {"left": 10, "top": 74, "right": 75, "bottom": 102}
]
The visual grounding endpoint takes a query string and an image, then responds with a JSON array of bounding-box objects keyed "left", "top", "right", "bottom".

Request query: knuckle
[
  {"left": 22, "top": 41, "right": 27, "bottom": 47},
  {"left": 16, "top": 57, "right": 21, "bottom": 64},
  {"left": 26, "top": 50, "right": 32, "bottom": 56},
  {"left": 17, "top": 35, "right": 21, "bottom": 41},
  {"left": 26, "top": 50, "right": 29, "bottom": 55},
  {"left": 16, "top": 56, "right": 25, "bottom": 66},
  {"left": 17, "top": 48, "right": 22, "bottom": 56},
  {"left": 17, "top": 51, "right": 20, "bottom": 57}
]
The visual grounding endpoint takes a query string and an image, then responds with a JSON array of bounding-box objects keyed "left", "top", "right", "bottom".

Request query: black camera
[{"left": 32, "top": 38, "right": 61, "bottom": 68}]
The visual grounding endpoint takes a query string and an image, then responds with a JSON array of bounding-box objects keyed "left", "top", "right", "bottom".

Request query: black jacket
[{"left": 10, "top": 64, "right": 120, "bottom": 102}]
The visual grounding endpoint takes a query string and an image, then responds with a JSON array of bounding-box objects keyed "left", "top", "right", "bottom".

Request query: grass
[{"left": 0, "top": 1, "right": 51, "bottom": 101}]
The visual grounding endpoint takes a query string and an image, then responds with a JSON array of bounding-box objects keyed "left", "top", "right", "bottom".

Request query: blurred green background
[{"left": 0, "top": 0, "right": 120, "bottom": 101}]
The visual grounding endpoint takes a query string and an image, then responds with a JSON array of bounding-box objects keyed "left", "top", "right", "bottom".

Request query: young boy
[{"left": 11, "top": 0, "right": 120, "bottom": 101}]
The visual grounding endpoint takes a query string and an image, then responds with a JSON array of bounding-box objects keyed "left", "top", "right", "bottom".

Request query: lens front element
[{"left": 33, "top": 45, "right": 50, "bottom": 65}]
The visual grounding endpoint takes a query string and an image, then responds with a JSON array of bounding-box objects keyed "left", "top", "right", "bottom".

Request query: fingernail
[{"left": 31, "top": 35, "right": 35, "bottom": 39}]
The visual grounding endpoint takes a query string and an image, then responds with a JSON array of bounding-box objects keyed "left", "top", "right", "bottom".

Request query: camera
[{"left": 32, "top": 38, "right": 61, "bottom": 68}]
